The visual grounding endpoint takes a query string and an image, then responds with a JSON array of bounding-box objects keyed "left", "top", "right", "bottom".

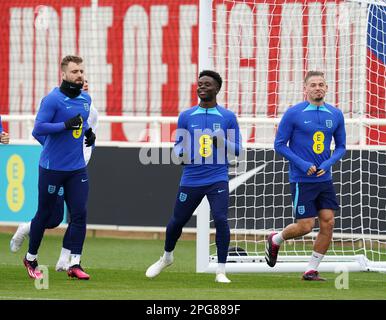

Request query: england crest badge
[{"left": 179, "top": 192, "right": 187, "bottom": 202}]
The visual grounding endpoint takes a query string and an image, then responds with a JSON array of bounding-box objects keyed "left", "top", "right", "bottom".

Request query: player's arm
[
  {"left": 33, "top": 96, "right": 82, "bottom": 135},
  {"left": 29, "top": 113, "right": 46, "bottom": 145},
  {"left": 32, "top": 130, "right": 46, "bottom": 146},
  {"left": 274, "top": 110, "right": 314, "bottom": 173},
  {"left": 33, "top": 96, "right": 66, "bottom": 135},
  {"left": 318, "top": 111, "right": 346, "bottom": 172}
]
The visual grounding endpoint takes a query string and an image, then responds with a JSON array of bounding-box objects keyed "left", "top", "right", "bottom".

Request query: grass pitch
[{"left": 0, "top": 233, "right": 385, "bottom": 300}]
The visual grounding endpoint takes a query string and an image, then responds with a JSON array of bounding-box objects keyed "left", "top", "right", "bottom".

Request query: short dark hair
[
  {"left": 61, "top": 55, "right": 83, "bottom": 71},
  {"left": 199, "top": 70, "right": 223, "bottom": 90},
  {"left": 304, "top": 70, "right": 325, "bottom": 84}
]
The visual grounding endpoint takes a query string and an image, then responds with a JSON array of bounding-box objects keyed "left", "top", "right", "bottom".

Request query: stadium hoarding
[
  {"left": 0, "top": 145, "right": 67, "bottom": 224},
  {"left": 0, "top": 145, "right": 41, "bottom": 222},
  {"left": 86, "top": 146, "right": 184, "bottom": 227}
]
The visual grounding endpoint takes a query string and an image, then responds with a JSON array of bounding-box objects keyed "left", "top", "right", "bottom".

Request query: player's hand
[
  {"left": 316, "top": 168, "right": 326, "bottom": 177},
  {"left": 84, "top": 128, "right": 96, "bottom": 147},
  {"left": 64, "top": 113, "right": 82, "bottom": 130},
  {"left": 307, "top": 165, "right": 317, "bottom": 176},
  {"left": 0, "top": 132, "right": 9, "bottom": 144}
]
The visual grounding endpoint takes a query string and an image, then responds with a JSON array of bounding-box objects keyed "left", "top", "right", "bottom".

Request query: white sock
[
  {"left": 70, "top": 254, "right": 81, "bottom": 266},
  {"left": 59, "top": 248, "right": 71, "bottom": 262},
  {"left": 163, "top": 251, "right": 173, "bottom": 262},
  {"left": 305, "top": 251, "right": 324, "bottom": 272},
  {"left": 272, "top": 232, "right": 284, "bottom": 246},
  {"left": 216, "top": 263, "right": 226, "bottom": 274},
  {"left": 26, "top": 252, "right": 37, "bottom": 261}
]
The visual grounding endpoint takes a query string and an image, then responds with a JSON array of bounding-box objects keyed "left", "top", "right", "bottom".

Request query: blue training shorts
[{"left": 290, "top": 180, "right": 339, "bottom": 220}]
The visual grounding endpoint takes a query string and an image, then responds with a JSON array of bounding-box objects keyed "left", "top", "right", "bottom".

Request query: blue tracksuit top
[
  {"left": 174, "top": 105, "right": 241, "bottom": 187},
  {"left": 274, "top": 101, "right": 346, "bottom": 183},
  {"left": 33, "top": 87, "right": 91, "bottom": 171}
]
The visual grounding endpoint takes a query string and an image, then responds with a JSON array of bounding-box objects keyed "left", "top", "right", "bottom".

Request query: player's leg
[
  {"left": 24, "top": 168, "right": 63, "bottom": 279},
  {"left": 146, "top": 186, "right": 204, "bottom": 278},
  {"left": 301, "top": 209, "right": 334, "bottom": 281},
  {"left": 56, "top": 218, "right": 72, "bottom": 271},
  {"left": 206, "top": 181, "right": 231, "bottom": 283},
  {"left": 46, "top": 189, "right": 71, "bottom": 271},
  {"left": 46, "top": 186, "right": 65, "bottom": 228},
  {"left": 63, "top": 168, "right": 90, "bottom": 280},
  {"left": 55, "top": 232, "right": 71, "bottom": 271},
  {"left": 266, "top": 182, "right": 318, "bottom": 267},
  {"left": 303, "top": 181, "right": 338, "bottom": 281},
  {"left": 313, "top": 209, "right": 335, "bottom": 254},
  {"left": 42, "top": 187, "right": 72, "bottom": 272},
  {"left": 10, "top": 187, "right": 65, "bottom": 253},
  {"left": 165, "top": 186, "right": 204, "bottom": 251},
  {"left": 281, "top": 217, "right": 315, "bottom": 239},
  {"left": 313, "top": 180, "right": 338, "bottom": 254},
  {"left": 27, "top": 187, "right": 69, "bottom": 271}
]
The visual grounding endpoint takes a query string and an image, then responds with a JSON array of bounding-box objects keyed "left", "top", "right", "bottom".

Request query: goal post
[{"left": 196, "top": 0, "right": 386, "bottom": 273}]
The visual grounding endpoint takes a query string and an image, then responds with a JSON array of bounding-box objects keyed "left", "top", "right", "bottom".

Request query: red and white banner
[{"left": 0, "top": 0, "right": 385, "bottom": 143}]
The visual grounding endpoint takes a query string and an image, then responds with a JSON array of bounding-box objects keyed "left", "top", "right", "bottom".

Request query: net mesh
[{"left": 209, "top": 0, "right": 386, "bottom": 263}]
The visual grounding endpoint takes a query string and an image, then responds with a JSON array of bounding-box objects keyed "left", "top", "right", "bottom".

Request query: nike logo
[
  {"left": 191, "top": 124, "right": 199, "bottom": 128},
  {"left": 66, "top": 106, "right": 72, "bottom": 109},
  {"left": 193, "top": 164, "right": 267, "bottom": 216},
  {"left": 228, "top": 164, "right": 267, "bottom": 193},
  {"left": 218, "top": 189, "right": 226, "bottom": 193},
  {"left": 304, "top": 120, "right": 312, "bottom": 124},
  {"left": 81, "top": 179, "right": 88, "bottom": 182}
]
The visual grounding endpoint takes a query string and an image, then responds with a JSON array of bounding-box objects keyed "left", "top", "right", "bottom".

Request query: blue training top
[
  {"left": 274, "top": 101, "right": 346, "bottom": 183},
  {"left": 33, "top": 87, "right": 91, "bottom": 171},
  {"left": 174, "top": 105, "right": 242, "bottom": 187}
]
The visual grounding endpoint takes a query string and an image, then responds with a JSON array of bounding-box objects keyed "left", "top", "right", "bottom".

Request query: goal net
[{"left": 196, "top": 0, "right": 386, "bottom": 273}]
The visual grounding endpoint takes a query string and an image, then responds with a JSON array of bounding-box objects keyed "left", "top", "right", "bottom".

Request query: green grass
[{"left": 0, "top": 233, "right": 385, "bottom": 300}]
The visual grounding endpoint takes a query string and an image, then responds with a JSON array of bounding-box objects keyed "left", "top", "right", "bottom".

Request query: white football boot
[
  {"left": 10, "top": 222, "right": 30, "bottom": 253},
  {"left": 145, "top": 256, "right": 174, "bottom": 278}
]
